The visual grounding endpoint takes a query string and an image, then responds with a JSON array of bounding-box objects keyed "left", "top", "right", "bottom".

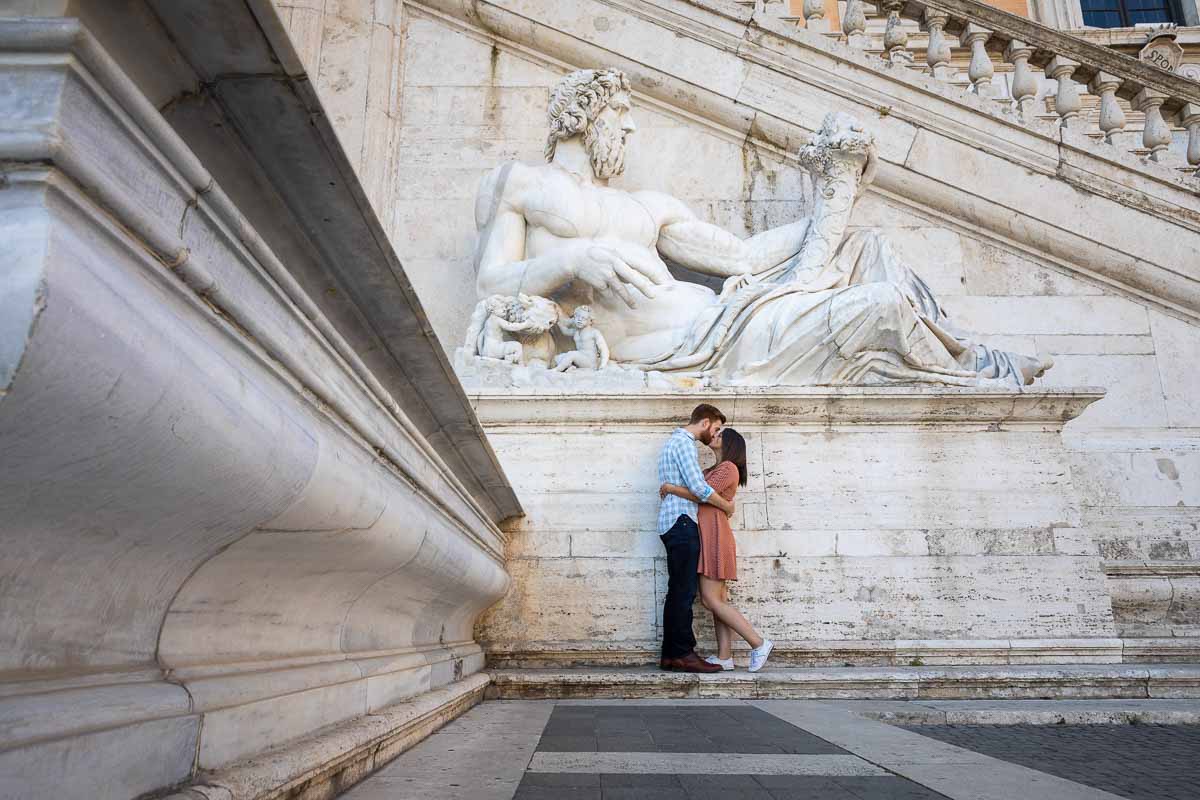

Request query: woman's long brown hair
[{"left": 720, "top": 428, "right": 749, "bottom": 487}]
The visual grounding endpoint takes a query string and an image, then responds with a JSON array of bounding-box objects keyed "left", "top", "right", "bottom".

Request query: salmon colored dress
[{"left": 696, "top": 461, "right": 739, "bottom": 581}]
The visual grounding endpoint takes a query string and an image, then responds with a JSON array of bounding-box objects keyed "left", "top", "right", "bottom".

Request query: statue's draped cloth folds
[
  {"left": 639, "top": 231, "right": 1030, "bottom": 387},
  {"left": 464, "top": 67, "right": 1051, "bottom": 389}
]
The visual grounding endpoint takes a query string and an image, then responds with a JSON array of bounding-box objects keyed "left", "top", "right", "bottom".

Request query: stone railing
[{"left": 782, "top": 0, "right": 1200, "bottom": 183}]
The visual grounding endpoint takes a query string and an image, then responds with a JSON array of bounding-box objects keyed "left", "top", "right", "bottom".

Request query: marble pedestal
[{"left": 471, "top": 387, "right": 1125, "bottom": 667}]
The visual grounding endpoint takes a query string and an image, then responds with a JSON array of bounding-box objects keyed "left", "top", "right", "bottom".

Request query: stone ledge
[
  {"left": 470, "top": 387, "right": 1106, "bottom": 429},
  {"left": 485, "top": 664, "right": 1200, "bottom": 700},
  {"left": 1122, "top": 638, "right": 1200, "bottom": 663},
  {"left": 165, "top": 674, "right": 488, "bottom": 800},
  {"left": 484, "top": 638, "right": 1129, "bottom": 668},
  {"left": 829, "top": 699, "right": 1200, "bottom": 726}
]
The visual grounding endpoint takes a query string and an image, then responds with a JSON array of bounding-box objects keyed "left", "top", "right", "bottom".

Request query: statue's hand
[
  {"left": 721, "top": 273, "right": 755, "bottom": 296},
  {"left": 569, "top": 242, "right": 668, "bottom": 308}
]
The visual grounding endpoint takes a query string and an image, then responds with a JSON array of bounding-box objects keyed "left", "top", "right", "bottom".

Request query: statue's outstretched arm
[{"left": 645, "top": 192, "right": 810, "bottom": 279}]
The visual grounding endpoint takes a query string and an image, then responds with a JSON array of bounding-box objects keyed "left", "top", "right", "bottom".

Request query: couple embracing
[{"left": 656, "top": 403, "right": 773, "bottom": 674}]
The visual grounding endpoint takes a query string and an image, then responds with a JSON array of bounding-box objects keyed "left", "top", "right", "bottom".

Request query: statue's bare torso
[
  {"left": 520, "top": 166, "right": 714, "bottom": 358},
  {"left": 476, "top": 160, "right": 791, "bottom": 362},
  {"left": 469, "top": 73, "right": 1048, "bottom": 388}
]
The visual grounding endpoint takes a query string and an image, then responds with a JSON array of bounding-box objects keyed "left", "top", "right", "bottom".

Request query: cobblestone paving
[
  {"left": 537, "top": 705, "right": 849, "bottom": 754},
  {"left": 901, "top": 724, "right": 1200, "bottom": 800},
  {"left": 515, "top": 706, "right": 948, "bottom": 799},
  {"left": 515, "top": 773, "right": 950, "bottom": 799}
]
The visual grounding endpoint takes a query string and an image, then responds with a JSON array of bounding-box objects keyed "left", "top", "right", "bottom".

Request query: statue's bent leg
[
  {"left": 838, "top": 232, "right": 1051, "bottom": 387},
  {"left": 824, "top": 283, "right": 985, "bottom": 386}
]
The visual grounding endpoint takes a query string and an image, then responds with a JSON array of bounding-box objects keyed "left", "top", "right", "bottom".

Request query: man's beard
[
  {"left": 584, "top": 117, "right": 627, "bottom": 179},
  {"left": 698, "top": 429, "right": 713, "bottom": 445}
]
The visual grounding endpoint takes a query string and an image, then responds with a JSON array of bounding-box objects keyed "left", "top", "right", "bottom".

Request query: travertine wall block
[{"left": 474, "top": 391, "right": 1123, "bottom": 664}]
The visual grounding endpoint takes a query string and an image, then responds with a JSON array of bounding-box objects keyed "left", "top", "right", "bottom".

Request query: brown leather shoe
[{"left": 662, "top": 652, "right": 722, "bottom": 673}]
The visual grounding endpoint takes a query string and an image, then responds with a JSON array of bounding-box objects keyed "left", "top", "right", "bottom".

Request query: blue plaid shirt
[{"left": 656, "top": 428, "right": 714, "bottom": 534}]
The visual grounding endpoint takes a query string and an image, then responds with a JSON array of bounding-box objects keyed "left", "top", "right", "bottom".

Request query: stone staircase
[
  {"left": 485, "top": 664, "right": 1200, "bottom": 699},
  {"left": 736, "top": 0, "right": 1200, "bottom": 176}
]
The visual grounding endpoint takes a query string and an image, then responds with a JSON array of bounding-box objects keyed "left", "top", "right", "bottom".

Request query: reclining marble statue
[{"left": 462, "top": 67, "right": 1053, "bottom": 387}]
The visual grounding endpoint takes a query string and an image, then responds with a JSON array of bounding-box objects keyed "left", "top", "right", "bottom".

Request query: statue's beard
[{"left": 584, "top": 118, "right": 627, "bottom": 179}]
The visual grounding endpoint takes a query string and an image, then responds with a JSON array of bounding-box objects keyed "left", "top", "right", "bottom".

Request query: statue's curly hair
[{"left": 544, "top": 68, "right": 631, "bottom": 161}]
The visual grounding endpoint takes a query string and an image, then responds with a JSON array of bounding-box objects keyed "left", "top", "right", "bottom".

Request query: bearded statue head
[{"left": 545, "top": 68, "right": 634, "bottom": 180}]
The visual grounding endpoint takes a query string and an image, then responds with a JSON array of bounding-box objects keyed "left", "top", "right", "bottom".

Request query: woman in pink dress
[{"left": 660, "top": 428, "right": 773, "bottom": 672}]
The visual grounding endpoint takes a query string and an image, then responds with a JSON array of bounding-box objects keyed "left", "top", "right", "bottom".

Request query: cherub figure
[
  {"left": 463, "top": 295, "right": 536, "bottom": 364},
  {"left": 553, "top": 305, "right": 609, "bottom": 372}
]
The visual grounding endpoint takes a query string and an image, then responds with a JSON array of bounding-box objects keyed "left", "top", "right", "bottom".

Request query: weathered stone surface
[
  {"left": 474, "top": 389, "right": 1120, "bottom": 665},
  {"left": 0, "top": 8, "right": 512, "bottom": 800},
  {"left": 485, "top": 664, "right": 1200, "bottom": 700},
  {"left": 5, "top": 2, "right": 1200, "bottom": 798},
  {"left": 458, "top": 67, "right": 1053, "bottom": 389},
  {"left": 403, "top": 0, "right": 1199, "bottom": 362}
]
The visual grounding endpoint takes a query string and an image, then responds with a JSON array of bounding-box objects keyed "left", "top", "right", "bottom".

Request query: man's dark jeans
[{"left": 660, "top": 514, "right": 701, "bottom": 659}]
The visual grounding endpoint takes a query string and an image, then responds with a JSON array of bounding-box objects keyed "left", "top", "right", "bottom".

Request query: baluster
[
  {"left": 923, "top": 10, "right": 952, "bottom": 81},
  {"left": 1180, "top": 103, "right": 1200, "bottom": 184},
  {"left": 1045, "top": 56, "right": 1082, "bottom": 129},
  {"left": 959, "top": 24, "right": 995, "bottom": 98},
  {"left": 1087, "top": 72, "right": 1127, "bottom": 145},
  {"left": 1134, "top": 89, "right": 1172, "bottom": 162},
  {"left": 880, "top": 0, "right": 913, "bottom": 67},
  {"left": 803, "top": 0, "right": 829, "bottom": 32},
  {"left": 842, "top": 0, "right": 867, "bottom": 49},
  {"left": 1004, "top": 40, "right": 1037, "bottom": 120}
]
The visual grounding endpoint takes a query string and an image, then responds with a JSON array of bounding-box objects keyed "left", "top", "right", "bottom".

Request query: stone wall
[
  {"left": 473, "top": 390, "right": 1125, "bottom": 666},
  {"left": 383, "top": 2, "right": 1200, "bottom": 664},
  {"left": 272, "top": 0, "right": 407, "bottom": 230},
  {"left": 0, "top": 5, "right": 513, "bottom": 799}
]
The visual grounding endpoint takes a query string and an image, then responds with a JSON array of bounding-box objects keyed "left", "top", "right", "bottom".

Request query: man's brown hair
[{"left": 689, "top": 403, "right": 726, "bottom": 426}]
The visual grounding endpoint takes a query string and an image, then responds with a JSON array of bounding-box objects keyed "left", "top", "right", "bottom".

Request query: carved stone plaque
[{"left": 1139, "top": 31, "right": 1184, "bottom": 73}]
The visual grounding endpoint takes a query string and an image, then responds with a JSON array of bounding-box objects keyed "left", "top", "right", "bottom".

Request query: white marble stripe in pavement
[
  {"left": 528, "top": 752, "right": 889, "bottom": 776},
  {"left": 754, "top": 700, "right": 1128, "bottom": 800}
]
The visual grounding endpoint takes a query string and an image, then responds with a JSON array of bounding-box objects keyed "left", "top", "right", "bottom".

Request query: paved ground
[
  {"left": 341, "top": 699, "right": 1200, "bottom": 799},
  {"left": 902, "top": 724, "right": 1200, "bottom": 800}
]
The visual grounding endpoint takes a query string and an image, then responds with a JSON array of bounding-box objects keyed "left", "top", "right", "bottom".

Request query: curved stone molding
[
  {"left": 0, "top": 11, "right": 511, "bottom": 799},
  {"left": 168, "top": 675, "right": 490, "bottom": 800}
]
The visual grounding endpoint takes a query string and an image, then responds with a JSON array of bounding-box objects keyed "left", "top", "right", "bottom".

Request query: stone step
[{"left": 486, "top": 664, "right": 1200, "bottom": 701}]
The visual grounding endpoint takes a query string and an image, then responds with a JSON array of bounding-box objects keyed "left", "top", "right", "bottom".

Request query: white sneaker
[
  {"left": 705, "top": 656, "right": 735, "bottom": 671},
  {"left": 748, "top": 639, "right": 774, "bottom": 673}
]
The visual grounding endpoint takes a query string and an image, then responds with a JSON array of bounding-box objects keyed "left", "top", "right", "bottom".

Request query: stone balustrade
[{"left": 781, "top": 0, "right": 1200, "bottom": 183}]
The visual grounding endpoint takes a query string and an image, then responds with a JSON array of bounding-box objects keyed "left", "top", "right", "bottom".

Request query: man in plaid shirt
[{"left": 656, "top": 403, "right": 735, "bottom": 672}]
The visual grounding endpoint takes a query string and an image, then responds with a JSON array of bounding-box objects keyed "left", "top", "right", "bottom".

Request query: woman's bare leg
[
  {"left": 713, "top": 583, "right": 734, "bottom": 660},
  {"left": 714, "top": 615, "right": 733, "bottom": 660},
  {"left": 699, "top": 575, "right": 763, "bottom": 650}
]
